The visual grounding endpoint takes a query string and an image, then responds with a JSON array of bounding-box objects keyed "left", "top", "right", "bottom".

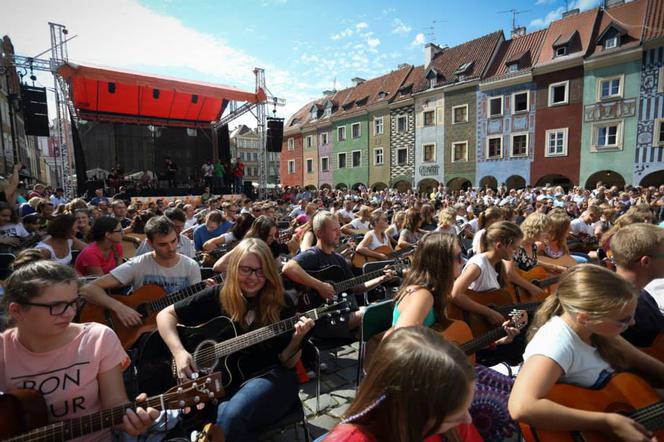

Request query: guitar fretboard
[
  {"left": 630, "top": 400, "right": 664, "bottom": 431},
  {"left": 460, "top": 326, "right": 506, "bottom": 355},
  {"left": 148, "top": 274, "right": 224, "bottom": 314},
  {"left": 331, "top": 261, "right": 405, "bottom": 294}
]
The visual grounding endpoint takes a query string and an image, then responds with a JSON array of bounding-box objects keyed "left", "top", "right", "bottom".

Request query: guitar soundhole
[{"left": 194, "top": 339, "right": 219, "bottom": 372}]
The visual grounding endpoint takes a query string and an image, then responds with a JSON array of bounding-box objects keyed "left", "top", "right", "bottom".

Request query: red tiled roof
[
  {"left": 589, "top": 0, "right": 647, "bottom": 57},
  {"left": 536, "top": 8, "right": 600, "bottom": 66},
  {"left": 643, "top": 0, "right": 664, "bottom": 41},
  {"left": 484, "top": 29, "right": 547, "bottom": 81},
  {"left": 415, "top": 30, "right": 503, "bottom": 92},
  {"left": 392, "top": 65, "right": 424, "bottom": 102},
  {"left": 335, "top": 66, "right": 411, "bottom": 117}
]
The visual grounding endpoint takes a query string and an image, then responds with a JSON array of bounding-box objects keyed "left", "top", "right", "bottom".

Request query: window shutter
[{"left": 436, "top": 106, "right": 444, "bottom": 125}]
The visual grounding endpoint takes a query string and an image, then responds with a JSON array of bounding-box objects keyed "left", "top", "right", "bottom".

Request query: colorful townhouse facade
[
  {"left": 477, "top": 29, "right": 546, "bottom": 190},
  {"left": 282, "top": 0, "right": 664, "bottom": 191}
]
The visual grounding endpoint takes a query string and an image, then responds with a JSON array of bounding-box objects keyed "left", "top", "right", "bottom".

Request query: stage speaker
[
  {"left": 21, "top": 85, "right": 50, "bottom": 137},
  {"left": 243, "top": 181, "right": 256, "bottom": 199},
  {"left": 218, "top": 124, "right": 231, "bottom": 162},
  {"left": 266, "top": 118, "right": 284, "bottom": 152}
]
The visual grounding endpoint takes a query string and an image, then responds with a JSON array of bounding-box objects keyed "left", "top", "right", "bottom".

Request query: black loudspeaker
[
  {"left": 266, "top": 118, "right": 284, "bottom": 152},
  {"left": 243, "top": 181, "right": 255, "bottom": 199},
  {"left": 21, "top": 85, "right": 50, "bottom": 137},
  {"left": 218, "top": 124, "right": 230, "bottom": 162}
]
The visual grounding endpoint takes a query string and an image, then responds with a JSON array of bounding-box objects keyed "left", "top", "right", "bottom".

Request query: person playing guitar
[
  {"left": 353, "top": 209, "right": 394, "bottom": 265},
  {"left": 0, "top": 261, "right": 159, "bottom": 441},
  {"left": 509, "top": 265, "right": 664, "bottom": 441},
  {"left": 283, "top": 211, "right": 393, "bottom": 336},
  {"left": 81, "top": 216, "right": 201, "bottom": 328},
  {"left": 156, "top": 238, "right": 314, "bottom": 442}
]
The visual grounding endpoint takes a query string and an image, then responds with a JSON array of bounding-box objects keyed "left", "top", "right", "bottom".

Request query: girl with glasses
[
  {"left": 0, "top": 261, "right": 158, "bottom": 441},
  {"left": 74, "top": 216, "right": 124, "bottom": 277},
  {"left": 156, "top": 238, "right": 314, "bottom": 442},
  {"left": 509, "top": 265, "right": 664, "bottom": 440}
]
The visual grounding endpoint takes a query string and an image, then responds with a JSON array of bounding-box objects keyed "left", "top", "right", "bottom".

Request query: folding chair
[
  {"left": 355, "top": 299, "right": 394, "bottom": 386},
  {"left": 361, "top": 259, "right": 398, "bottom": 304}
]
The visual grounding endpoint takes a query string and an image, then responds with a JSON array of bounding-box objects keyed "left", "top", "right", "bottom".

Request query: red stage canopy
[{"left": 58, "top": 62, "right": 266, "bottom": 128}]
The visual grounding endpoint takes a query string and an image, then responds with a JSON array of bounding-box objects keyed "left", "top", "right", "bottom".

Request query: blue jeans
[
  {"left": 571, "top": 252, "right": 591, "bottom": 263},
  {"left": 216, "top": 366, "right": 299, "bottom": 442}
]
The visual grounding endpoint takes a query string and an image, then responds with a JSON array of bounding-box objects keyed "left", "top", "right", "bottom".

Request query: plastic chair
[
  {"left": 258, "top": 399, "right": 311, "bottom": 441},
  {"left": 361, "top": 259, "right": 397, "bottom": 304},
  {"left": 355, "top": 299, "right": 394, "bottom": 385}
]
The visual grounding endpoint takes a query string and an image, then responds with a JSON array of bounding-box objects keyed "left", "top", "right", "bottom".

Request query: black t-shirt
[
  {"left": 173, "top": 285, "right": 295, "bottom": 378},
  {"left": 622, "top": 289, "right": 664, "bottom": 347},
  {"left": 293, "top": 246, "right": 353, "bottom": 281}
]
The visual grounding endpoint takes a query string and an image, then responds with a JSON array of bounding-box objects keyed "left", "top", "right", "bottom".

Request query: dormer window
[
  {"left": 323, "top": 106, "right": 331, "bottom": 118},
  {"left": 555, "top": 46, "right": 568, "bottom": 57},
  {"left": 377, "top": 91, "right": 388, "bottom": 100},
  {"left": 454, "top": 62, "right": 473, "bottom": 76},
  {"left": 507, "top": 62, "right": 519, "bottom": 73},
  {"left": 310, "top": 108, "right": 318, "bottom": 121},
  {"left": 290, "top": 118, "right": 300, "bottom": 127},
  {"left": 604, "top": 36, "right": 618, "bottom": 50}
]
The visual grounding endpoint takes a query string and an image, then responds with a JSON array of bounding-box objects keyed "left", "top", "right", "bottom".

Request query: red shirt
[
  {"left": 324, "top": 423, "right": 482, "bottom": 442},
  {"left": 75, "top": 242, "right": 123, "bottom": 276}
]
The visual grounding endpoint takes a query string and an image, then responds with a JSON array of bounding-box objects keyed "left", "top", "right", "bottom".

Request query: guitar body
[
  {"left": 512, "top": 266, "right": 558, "bottom": 303},
  {"left": 446, "top": 289, "right": 514, "bottom": 336},
  {"left": 640, "top": 334, "right": 664, "bottom": 363},
  {"left": 520, "top": 373, "right": 664, "bottom": 442},
  {"left": 537, "top": 254, "right": 577, "bottom": 269},
  {"left": 296, "top": 265, "right": 358, "bottom": 312},
  {"left": 434, "top": 320, "right": 476, "bottom": 364},
  {"left": 136, "top": 316, "right": 246, "bottom": 396},
  {"left": 351, "top": 245, "right": 394, "bottom": 268},
  {"left": 195, "top": 423, "right": 225, "bottom": 442},
  {"left": 0, "top": 389, "right": 49, "bottom": 439},
  {"left": 78, "top": 284, "right": 168, "bottom": 349}
]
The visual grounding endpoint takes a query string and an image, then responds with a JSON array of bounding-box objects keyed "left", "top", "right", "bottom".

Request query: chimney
[
  {"left": 322, "top": 89, "right": 336, "bottom": 97},
  {"left": 424, "top": 43, "right": 443, "bottom": 68},
  {"left": 351, "top": 77, "right": 366, "bottom": 86},
  {"left": 511, "top": 26, "right": 526, "bottom": 39},
  {"left": 604, "top": 0, "right": 624, "bottom": 8},
  {"left": 397, "top": 63, "right": 410, "bottom": 70},
  {"left": 562, "top": 8, "right": 580, "bottom": 18}
]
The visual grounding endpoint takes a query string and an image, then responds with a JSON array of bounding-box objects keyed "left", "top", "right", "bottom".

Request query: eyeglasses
[
  {"left": 21, "top": 296, "right": 85, "bottom": 316},
  {"left": 238, "top": 265, "right": 265, "bottom": 278}
]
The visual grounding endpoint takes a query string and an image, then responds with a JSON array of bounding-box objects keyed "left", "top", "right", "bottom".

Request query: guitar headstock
[
  {"left": 164, "top": 372, "right": 225, "bottom": 409},
  {"left": 508, "top": 309, "right": 529, "bottom": 330}
]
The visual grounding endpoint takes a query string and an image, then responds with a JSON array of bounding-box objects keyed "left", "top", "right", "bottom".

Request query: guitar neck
[
  {"left": 459, "top": 326, "right": 506, "bottom": 355},
  {"left": 630, "top": 400, "right": 664, "bottom": 431},
  {"left": 195, "top": 306, "right": 325, "bottom": 368},
  {"left": 495, "top": 301, "right": 542, "bottom": 315},
  {"left": 150, "top": 274, "right": 224, "bottom": 313},
  {"left": 331, "top": 266, "right": 391, "bottom": 294},
  {"left": 8, "top": 396, "right": 168, "bottom": 442}
]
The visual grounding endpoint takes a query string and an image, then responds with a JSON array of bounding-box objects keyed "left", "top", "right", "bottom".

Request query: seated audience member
[
  {"left": 35, "top": 214, "right": 87, "bottom": 265},
  {"left": 75, "top": 216, "right": 124, "bottom": 276}
]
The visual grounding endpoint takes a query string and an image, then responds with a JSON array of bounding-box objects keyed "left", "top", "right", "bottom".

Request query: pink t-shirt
[
  {"left": 75, "top": 242, "right": 123, "bottom": 276},
  {"left": 0, "top": 323, "right": 129, "bottom": 442}
]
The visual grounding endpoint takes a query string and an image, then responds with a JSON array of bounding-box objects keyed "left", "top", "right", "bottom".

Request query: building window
[
  {"left": 604, "top": 36, "right": 618, "bottom": 50},
  {"left": 338, "top": 152, "right": 347, "bottom": 168},
  {"left": 423, "top": 143, "right": 436, "bottom": 162},
  {"left": 486, "top": 136, "right": 503, "bottom": 159},
  {"left": 397, "top": 115, "right": 408, "bottom": 132},
  {"left": 423, "top": 110, "right": 435, "bottom": 126},
  {"left": 554, "top": 45, "right": 568, "bottom": 57},
  {"left": 548, "top": 80, "right": 569, "bottom": 106},
  {"left": 351, "top": 122, "right": 361, "bottom": 139},
  {"left": 452, "top": 105, "right": 468, "bottom": 124},
  {"left": 507, "top": 62, "right": 519, "bottom": 73},
  {"left": 311, "top": 109, "right": 318, "bottom": 121},
  {"left": 306, "top": 158, "right": 313, "bottom": 173},
  {"left": 374, "top": 117, "right": 384, "bottom": 135},
  {"left": 592, "top": 121, "right": 623, "bottom": 150},
  {"left": 321, "top": 132, "right": 328, "bottom": 145},
  {"left": 545, "top": 128, "right": 568, "bottom": 157},
  {"left": 337, "top": 126, "right": 346, "bottom": 142},
  {"left": 511, "top": 133, "right": 528, "bottom": 157},
  {"left": 287, "top": 160, "right": 295, "bottom": 174},
  {"left": 374, "top": 148, "right": 384, "bottom": 165},
  {"left": 352, "top": 150, "right": 361, "bottom": 167},
  {"left": 452, "top": 141, "right": 467, "bottom": 162},
  {"left": 597, "top": 76, "right": 622, "bottom": 100},
  {"left": 656, "top": 119, "right": 664, "bottom": 146},
  {"left": 321, "top": 156, "right": 329, "bottom": 172},
  {"left": 512, "top": 91, "right": 529, "bottom": 113},
  {"left": 323, "top": 106, "right": 331, "bottom": 118},
  {"left": 305, "top": 135, "right": 313, "bottom": 148},
  {"left": 488, "top": 96, "right": 503, "bottom": 117},
  {"left": 397, "top": 148, "right": 408, "bottom": 165},
  {"left": 287, "top": 138, "right": 294, "bottom": 150}
]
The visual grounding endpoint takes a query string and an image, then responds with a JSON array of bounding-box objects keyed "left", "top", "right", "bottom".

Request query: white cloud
[
  {"left": 331, "top": 28, "right": 353, "bottom": 40},
  {"left": 530, "top": 0, "right": 602, "bottom": 28},
  {"left": 391, "top": 18, "right": 411, "bottom": 34},
  {"left": 535, "top": 0, "right": 556, "bottom": 4},
  {"left": 367, "top": 37, "right": 381, "bottom": 49},
  {"left": 355, "top": 22, "right": 369, "bottom": 30},
  {"left": 410, "top": 33, "right": 426, "bottom": 47}
]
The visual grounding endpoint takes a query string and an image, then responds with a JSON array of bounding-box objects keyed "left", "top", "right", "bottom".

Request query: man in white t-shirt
[
  {"left": 570, "top": 207, "right": 600, "bottom": 238},
  {"left": 81, "top": 216, "right": 201, "bottom": 328},
  {"left": 336, "top": 199, "right": 355, "bottom": 225}
]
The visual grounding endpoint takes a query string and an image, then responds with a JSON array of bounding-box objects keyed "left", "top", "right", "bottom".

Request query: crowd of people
[{"left": 1, "top": 160, "right": 664, "bottom": 442}]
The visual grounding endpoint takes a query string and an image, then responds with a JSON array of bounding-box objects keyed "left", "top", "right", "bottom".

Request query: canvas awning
[{"left": 58, "top": 62, "right": 266, "bottom": 128}]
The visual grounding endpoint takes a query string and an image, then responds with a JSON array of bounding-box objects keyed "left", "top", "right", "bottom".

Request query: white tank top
[
  {"left": 367, "top": 231, "right": 390, "bottom": 250},
  {"left": 36, "top": 239, "right": 73, "bottom": 265},
  {"left": 466, "top": 253, "right": 500, "bottom": 292}
]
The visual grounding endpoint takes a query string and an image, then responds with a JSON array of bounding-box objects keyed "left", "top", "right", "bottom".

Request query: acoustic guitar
[
  {"left": 0, "top": 372, "right": 224, "bottom": 442},
  {"left": 78, "top": 274, "right": 224, "bottom": 349},
  {"left": 520, "top": 372, "right": 664, "bottom": 442},
  {"left": 135, "top": 299, "right": 350, "bottom": 396},
  {"left": 193, "top": 423, "right": 225, "bottom": 442},
  {"left": 511, "top": 266, "right": 561, "bottom": 303},
  {"left": 537, "top": 253, "right": 577, "bottom": 269},
  {"left": 434, "top": 310, "right": 528, "bottom": 363},
  {"left": 446, "top": 289, "right": 541, "bottom": 336},
  {"left": 351, "top": 244, "right": 414, "bottom": 269},
  {"left": 640, "top": 333, "right": 664, "bottom": 363}
]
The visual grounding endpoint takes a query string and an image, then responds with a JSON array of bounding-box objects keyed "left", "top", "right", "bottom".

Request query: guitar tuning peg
[
  {"left": 208, "top": 391, "right": 215, "bottom": 398},
  {"left": 178, "top": 400, "right": 186, "bottom": 408},
  {"left": 194, "top": 395, "right": 201, "bottom": 403}
]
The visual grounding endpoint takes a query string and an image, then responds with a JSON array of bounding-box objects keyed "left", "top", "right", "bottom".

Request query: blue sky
[{"left": 2, "top": 0, "right": 602, "bottom": 122}]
